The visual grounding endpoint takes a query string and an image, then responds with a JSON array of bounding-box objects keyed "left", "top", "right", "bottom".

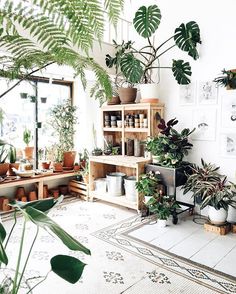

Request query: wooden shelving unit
[{"left": 89, "top": 102, "right": 164, "bottom": 211}]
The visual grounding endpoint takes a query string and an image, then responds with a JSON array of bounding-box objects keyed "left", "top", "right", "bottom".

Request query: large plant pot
[
  {"left": 118, "top": 88, "right": 137, "bottom": 104},
  {"left": 139, "top": 83, "right": 159, "bottom": 103},
  {"left": 24, "top": 146, "right": 34, "bottom": 160},
  {"left": 63, "top": 151, "right": 76, "bottom": 168},
  {"left": 0, "top": 163, "right": 9, "bottom": 176},
  {"left": 107, "top": 96, "right": 120, "bottom": 105},
  {"left": 208, "top": 206, "right": 228, "bottom": 225}
]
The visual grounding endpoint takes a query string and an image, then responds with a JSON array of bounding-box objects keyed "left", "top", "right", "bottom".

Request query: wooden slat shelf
[
  {"left": 90, "top": 191, "right": 137, "bottom": 210},
  {"left": 103, "top": 127, "right": 122, "bottom": 132},
  {"left": 124, "top": 128, "right": 149, "bottom": 133}
]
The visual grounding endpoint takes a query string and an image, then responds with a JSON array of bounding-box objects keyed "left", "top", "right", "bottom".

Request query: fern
[{"left": 0, "top": 0, "right": 122, "bottom": 100}]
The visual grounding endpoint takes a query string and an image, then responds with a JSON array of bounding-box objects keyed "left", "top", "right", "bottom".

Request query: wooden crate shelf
[
  {"left": 69, "top": 180, "right": 89, "bottom": 200},
  {"left": 204, "top": 222, "right": 231, "bottom": 235}
]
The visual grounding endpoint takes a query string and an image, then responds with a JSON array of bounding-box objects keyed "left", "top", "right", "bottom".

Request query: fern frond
[{"left": 104, "top": 0, "right": 124, "bottom": 26}]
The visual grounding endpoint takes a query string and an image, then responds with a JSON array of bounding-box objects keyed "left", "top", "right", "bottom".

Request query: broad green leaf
[
  {"left": 120, "top": 53, "right": 143, "bottom": 83},
  {"left": 174, "top": 21, "right": 201, "bottom": 60},
  {"left": 51, "top": 255, "right": 86, "bottom": 284},
  {"left": 10, "top": 196, "right": 63, "bottom": 213},
  {"left": 0, "top": 223, "right": 6, "bottom": 242},
  {"left": 172, "top": 59, "right": 192, "bottom": 85},
  {"left": 0, "top": 223, "right": 8, "bottom": 265},
  {"left": 133, "top": 5, "right": 161, "bottom": 38},
  {"left": 25, "top": 207, "right": 91, "bottom": 255}
]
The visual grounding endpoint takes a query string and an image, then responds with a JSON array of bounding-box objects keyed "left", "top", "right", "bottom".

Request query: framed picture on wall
[
  {"left": 198, "top": 81, "right": 218, "bottom": 105},
  {"left": 179, "top": 82, "right": 196, "bottom": 105},
  {"left": 192, "top": 108, "right": 217, "bottom": 141},
  {"left": 221, "top": 91, "right": 236, "bottom": 128},
  {"left": 220, "top": 133, "right": 236, "bottom": 157}
]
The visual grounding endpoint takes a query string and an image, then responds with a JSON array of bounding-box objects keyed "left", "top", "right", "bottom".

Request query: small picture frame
[
  {"left": 179, "top": 82, "right": 196, "bottom": 106},
  {"left": 220, "top": 133, "right": 236, "bottom": 157},
  {"left": 198, "top": 81, "right": 218, "bottom": 105}
]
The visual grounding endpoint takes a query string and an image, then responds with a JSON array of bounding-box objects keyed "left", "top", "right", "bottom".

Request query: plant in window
[
  {"left": 0, "top": 197, "right": 90, "bottom": 293},
  {"left": 23, "top": 128, "right": 34, "bottom": 160},
  {"left": 213, "top": 69, "right": 236, "bottom": 89},
  {"left": 146, "top": 118, "right": 195, "bottom": 167}
]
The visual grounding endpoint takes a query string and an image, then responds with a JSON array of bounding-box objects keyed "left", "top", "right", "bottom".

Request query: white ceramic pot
[
  {"left": 208, "top": 206, "right": 228, "bottom": 225},
  {"left": 157, "top": 219, "right": 167, "bottom": 228},
  {"left": 139, "top": 83, "right": 159, "bottom": 102}
]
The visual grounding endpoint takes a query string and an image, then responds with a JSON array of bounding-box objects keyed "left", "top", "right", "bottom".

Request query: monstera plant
[{"left": 106, "top": 4, "right": 201, "bottom": 101}]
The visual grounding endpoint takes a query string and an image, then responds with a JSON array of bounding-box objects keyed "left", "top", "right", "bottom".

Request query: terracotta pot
[
  {"left": 53, "top": 162, "right": 63, "bottom": 172},
  {"left": 118, "top": 88, "right": 137, "bottom": 104},
  {"left": 24, "top": 146, "right": 34, "bottom": 160},
  {"left": 107, "top": 96, "right": 121, "bottom": 105},
  {"left": 29, "top": 191, "right": 37, "bottom": 202},
  {"left": 43, "top": 185, "right": 49, "bottom": 198},
  {"left": 15, "top": 187, "right": 26, "bottom": 199},
  {"left": 63, "top": 151, "right": 76, "bottom": 168},
  {"left": 74, "top": 164, "right": 80, "bottom": 171},
  {"left": 51, "top": 188, "right": 59, "bottom": 199},
  {"left": 0, "top": 197, "right": 10, "bottom": 211},
  {"left": 0, "top": 163, "right": 9, "bottom": 176},
  {"left": 8, "top": 163, "right": 20, "bottom": 176},
  {"left": 41, "top": 162, "right": 51, "bottom": 169}
]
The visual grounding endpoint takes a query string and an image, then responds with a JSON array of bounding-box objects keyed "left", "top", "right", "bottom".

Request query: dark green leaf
[
  {"left": 0, "top": 223, "right": 6, "bottom": 242},
  {"left": 133, "top": 5, "right": 161, "bottom": 38},
  {"left": 120, "top": 53, "right": 143, "bottom": 83},
  {"left": 172, "top": 59, "right": 192, "bottom": 84},
  {"left": 0, "top": 223, "right": 8, "bottom": 265},
  {"left": 174, "top": 21, "right": 201, "bottom": 60},
  {"left": 25, "top": 207, "right": 91, "bottom": 255},
  {"left": 51, "top": 255, "right": 86, "bottom": 284}
]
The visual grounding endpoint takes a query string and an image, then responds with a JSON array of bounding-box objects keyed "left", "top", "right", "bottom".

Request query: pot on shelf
[
  {"left": 8, "top": 163, "right": 20, "bottom": 176},
  {"left": 63, "top": 151, "right": 76, "bottom": 168},
  {"left": 24, "top": 146, "right": 34, "bottom": 160},
  {"left": 118, "top": 87, "right": 137, "bottom": 104},
  {"left": 106, "top": 172, "right": 126, "bottom": 196},
  {"left": 41, "top": 161, "right": 51, "bottom": 170},
  {"left": 208, "top": 206, "right": 228, "bottom": 225},
  {"left": 124, "top": 176, "right": 137, "bottom": 202},
  {"left": 139, "top": 83, "right": 159, "bottom": 103},
  {"left": 53, "top": 162, "right": 63, "bottom": 172},
  {"left": 0, "top": 163, "right": 9, "bottom": 176},
  {"left": 107, "top": 96, "right": 120, "bottom": 105}
]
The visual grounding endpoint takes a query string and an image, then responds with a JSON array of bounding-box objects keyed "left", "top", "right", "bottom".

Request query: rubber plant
[
  {"left": 0, "top": 197, "right": 90, "bottom": 293},
  {"left": 0, "top": 0, "right": 125, "bottom": 101},
  {"left": 107, "top": 5, "right": 201, "bottom": 85}
]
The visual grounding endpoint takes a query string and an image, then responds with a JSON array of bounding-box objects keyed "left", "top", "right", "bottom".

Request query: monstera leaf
[
  {"left": 120, "top": 54, "right": 144, "bottom": 83},
  {"left": 172, "top": 60, "right": 192, "bottom": 85},
  {"left": 174, "top": 21, "right": 201, "bottom": 60},
  {"left": 133, "top": 5, "right": 161, "bottom": 38}
]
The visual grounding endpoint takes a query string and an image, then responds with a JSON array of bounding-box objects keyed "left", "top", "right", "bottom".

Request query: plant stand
[{"left": 145, "top": 164, "right": 195, "bottom": 224}]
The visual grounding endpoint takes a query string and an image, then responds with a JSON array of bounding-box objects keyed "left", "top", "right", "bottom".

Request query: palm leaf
[
  {"left": 174, "top": 21, "right": 201, "bottom": 60},
  {"left": 172, "top": 59, "right": 192, "bottom": 84},
  {"left": 133, "top": 5, "right": 161, "bottom": 38}
]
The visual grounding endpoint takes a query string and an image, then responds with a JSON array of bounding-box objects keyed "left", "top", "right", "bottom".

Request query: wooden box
[
  {"left": 204, "top": 222, "right": 231, "bottom": 235},
  {"left": 69, "top": 180, "right": 88, "bottom": 200}
]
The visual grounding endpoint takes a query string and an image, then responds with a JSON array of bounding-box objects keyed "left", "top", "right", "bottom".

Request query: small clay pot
[
  {"left": 53, "top": 162, "right": 63, "bottom": 172},
  {"left": 51, "top": 189, "right": 59, "bottom": 199},
  {"left": 107, "top": 96, "right": 120, "bottom": 105},
  {"left": 41, "top": 162, "right": 51, "bottom": 169},
  {"left": 8, "top": 163, "right": 20, "bottom": 176},
  {"left": 74, "top": 164, "right": 80, "bottom": 171},
  {"left": 0, "top": 197, "right": 10, "bottom": 211},
  {"left": 118, "top": 87, "right": 137, "bottom": 104},
  {"left": 29, "top": 191, "right": 37, "bottom": 201},
  {"left": 0, "top": 163, "right": 9, "bottom": 177},
  {"left": 16, "top": 187, "right": 26, "bottom": 199}
]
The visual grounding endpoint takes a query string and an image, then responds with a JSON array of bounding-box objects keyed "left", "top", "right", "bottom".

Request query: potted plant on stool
[{"left": 182, "top": 159, "right": 236, "bottom": 224}]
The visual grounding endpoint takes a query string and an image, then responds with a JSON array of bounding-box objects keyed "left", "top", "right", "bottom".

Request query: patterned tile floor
[{"left": 1, "top": 198, "right": 236, "bottom": 294}]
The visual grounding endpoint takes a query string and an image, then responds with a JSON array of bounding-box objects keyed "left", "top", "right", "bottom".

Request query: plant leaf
[
  {"left": 120, "top": 53, "right": 143, "bottom": 83},
  {"left": 172, "top": 59, "right": 192, "bottom": 84},
  {"left": 0, "top": 223, "right": 8, "bottom": 265},
  {"left": 174, "top": 21, "right": 201, "bottom": 60},
  {"left": 133, "top": 5, "right": 161, "bottom": 38},
  {"left": 25, "top": 206, "right": 91, "bottom": 255},
  {"left": 51, "top": 255, "right": 86, "bottom": 284}
]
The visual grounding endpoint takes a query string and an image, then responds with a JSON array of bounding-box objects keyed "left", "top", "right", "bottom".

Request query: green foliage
[
  {"left": 107, "top": 5, "right": 201, "bottom": 85},
  {"left": 49, "top": 100, "right": 77, "bottom": 161},
  {"left": 0, "top": 0, "right": 124, "bottom": 100},
  {"left": 135, "top": 171, "right": 160, "bottom": 196},
  {"left": 146, "top": 194, "right": 179, "bottom": 220},
  {"left": 182, "top": 159, "right": 236, "bottom": 210},
  {"left": 146, "top": 118, "right": 195, "bottom": 167},
  {"left": 0, "top": 197, "right": 90, "bottom": 293},
  {"left": 0, "top": 139, "right": 10, "bottom": 163},
  {"left": 8, "top": 146, "right": 16, "bottom": 163},
  {"left": 213, "top": 69, "right": 236, "bottom": 89},
  {"left": 23, "top": 128, "right": 32, "bottom": 146}
]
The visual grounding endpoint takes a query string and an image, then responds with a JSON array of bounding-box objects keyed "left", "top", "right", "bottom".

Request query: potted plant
[
  {"left": 80, "top": 161, "right": 89, "bottom": 184},
  {"left": 73, "top": 162, "right": 80, "bottom": 171},
  {"left": 105, "top": 40, "right": 138, "bottom": 104},
  {"left": 182, "top": 159, "right": 236, "bottom": 224},
  {"left": 0, "top": 196, "right": 90, "bottom": 293},
  {"left": 49, "top": 100, "right": 78, "bottom": 169},
  {"left": 79, "top": 149, "right": 89, "bottom": 168},
  {"left": 146, "top": 118, "right": 195, "bottom": 168},
  {"left": 135, "top": 171, "right": 160, "bottom": 203},
  {"left": 213, "top": 69, "right": 236, "bottom": 90},
  {"left": 0, "top": 139, "right": 10, "bottom": 176},
  {"left": 109, "top": 5, "right": 201, "bottom": 102},
  {"left": 8, "top": 146, "right": 20, "bottom": 176},
  {"left": 23, "top": 128, "right": 34, "bottom": 160},
  {"left": 146, "top": 194, "right": 179, "bottom": 227}
]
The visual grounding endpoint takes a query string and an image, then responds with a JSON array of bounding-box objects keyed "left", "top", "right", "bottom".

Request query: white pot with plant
[
  {"left": 183, "top": 159, "right": 236, "bottom": 225},
  {"left": 108, "top": 5, "right": 201, "bottom": 102}
]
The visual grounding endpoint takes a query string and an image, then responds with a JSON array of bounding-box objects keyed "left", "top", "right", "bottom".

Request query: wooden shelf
[
  {"left": 90, "top": 191, "right": 137, "bottom": 210},
  {"left": 103, "top": 127, "right": 122, "bottom": 132},
  {"left": 125, "top": 128, "right": 149, "bottom": 133}
]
